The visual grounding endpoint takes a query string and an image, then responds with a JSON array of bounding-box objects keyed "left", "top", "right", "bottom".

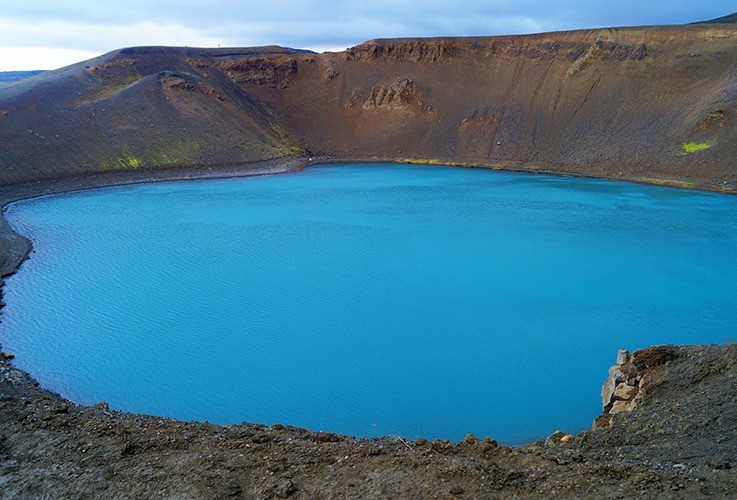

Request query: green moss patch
[
  {"left": 682, "top": 142, "right": 711, "bottom": 153},
  {"left": 119, "top": 156, "right": 142, "bottom": 169}
]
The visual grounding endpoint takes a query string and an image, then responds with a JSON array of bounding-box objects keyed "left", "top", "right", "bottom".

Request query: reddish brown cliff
[{"left": 1, "top": 22, "right": 736, "bottom": 192}]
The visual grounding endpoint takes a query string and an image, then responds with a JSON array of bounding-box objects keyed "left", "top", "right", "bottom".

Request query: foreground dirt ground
[{"left": 0, "top": 343, "right": 735, "bottom": 498}]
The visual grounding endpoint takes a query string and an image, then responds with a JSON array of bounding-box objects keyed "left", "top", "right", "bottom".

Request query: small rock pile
[
  {"left": 600, "top": 349, "right": 650, "bottom": 417},
  {"left": 545, "top": 430, "right": 574, "bottom": 446}
]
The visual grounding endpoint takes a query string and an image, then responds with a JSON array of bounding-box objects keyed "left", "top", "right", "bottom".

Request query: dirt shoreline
[
  {"left": 4, "top": 153, "right": 733, "bottom": 279},
  {"left": 1, "top": 158, "right": 736, "bottom": 497},
  {"left": 0, "top": 157, "right": 306, "bottom": 275}
]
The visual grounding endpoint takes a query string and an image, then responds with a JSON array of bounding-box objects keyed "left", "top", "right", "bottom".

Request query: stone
[
  {"left": 609, "top": 365, "right": 628, "bottom": 383},
  {"left": 225, "top": 483, "right": 242, "bottom": 497},
  {"left": 274, "top": 479, "right": 297, "bottom": 498},
  {"left": 449, "top": 485, "right": 465, "bottom": 495},
  {"left": 601, "top": 377, "right": 617, "bottom": 411},
  {"left": 610, "top": 363, "right": 637, "bottom": 382},
  {"left": 613, "top": 383, "right": 638, "bottom": 401},
  {"left": 561, "top": 434, "right": 573, "bottom": 444},
  {"left": 1, "top": 352, "right": 14, "bottom": 360},
  {"left": 616, "top": 349, "right": 630, "bottom": 366},
  {"left": 610, "top": 399, "right": 637, "bottom": 415},
  {"left": 545, "top": 430, "right": 565, "bottom": 446},
  {"left": 481, "top": 437, "right": 498, "bottom": 448},
  {"left": 610, "top": 400, "right": 629, "bottom": 414}
]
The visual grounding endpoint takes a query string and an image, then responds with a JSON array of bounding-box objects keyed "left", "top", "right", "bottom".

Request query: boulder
[
  {"left": 274, "top": 479, "right": 297, "bottom": 498},
  {"left": 601, "top": 377, "right": 617, "bottom": 411},
  {"left": 613, "top": 383, "right": 638, "bottom": 401},
  {"left": 616, "top": 349, "right": 630, "bottom": 366},
  {"left": 545, "top": 430, "right": 565, "bottom": 446},
  {"left": 611, "top": 400, "right": 637, "bottom": 414}
]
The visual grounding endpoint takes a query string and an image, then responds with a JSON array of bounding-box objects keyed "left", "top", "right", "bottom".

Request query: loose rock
[
  {"left": 274, "top": 479, "right": 297, "bottom": 498},
  {"left": 545, "top": 430, "right": 565, "bottom": 446}
]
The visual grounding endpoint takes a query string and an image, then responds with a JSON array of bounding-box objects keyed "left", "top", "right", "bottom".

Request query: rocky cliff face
[
  {"left": 595, "top": 345, "right": 710, "bottom": 430},
  {"left": 601, "top": 350, "right": 642, "bottom": 415},
  {"left": 256, "top": 26, "right": 737, "bottom": 192},
  {"left": 345, "top": 39, "right": 457, "bottom": 62},
  {"left": 1, "top": 21, "right": 737, "bottom": 190}
]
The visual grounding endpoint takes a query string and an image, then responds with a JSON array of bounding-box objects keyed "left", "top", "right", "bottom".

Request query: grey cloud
[
  {"left": 6, "top": 1, "right": 735, "bottom": 31},
  {"left": 0, "top": 0, "right": 734, "bottom": 69}
]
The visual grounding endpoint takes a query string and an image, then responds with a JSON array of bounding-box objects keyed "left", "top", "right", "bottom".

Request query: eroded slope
[
  {"left": 1, "top": 23, "right": 737, "bottom": 190},
  {"left": 0, "top": 47, "right": 303, "bottom": 185}
]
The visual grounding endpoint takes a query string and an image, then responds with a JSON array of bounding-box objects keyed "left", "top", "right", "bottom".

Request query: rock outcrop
[
  {"left": 345, "top": 40, "right": 456, "bottom": 62},
  {"left": 356, "top": 78, "right": 433, "bottom": 113},
  {"left": 601, "top": 350, "right": 638, "bottom": 413},
  {"left": 217, "top": 56, "right": 298, "bottom": 88},
  {"left": 596, "top": 346, "right": 683, "bottom": 427}
]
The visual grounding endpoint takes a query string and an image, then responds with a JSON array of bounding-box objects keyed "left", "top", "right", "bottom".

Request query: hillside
[
  {"left": 0, "top": 22, "right": 736, "bottom": 190},
  {"left": 698, "top": 13, "right": 737, "bottom": 24},
  {"left": 0, "top": 47, "right": 303, "bottom": 185},
  {"left": 0, "top": 71, "right": 45, "bottom": 85}
]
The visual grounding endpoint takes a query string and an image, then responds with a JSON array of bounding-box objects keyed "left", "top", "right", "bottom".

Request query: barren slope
[
  {"left": 0, "top": 47, "right": 303, "bottom": 185},
  {"left": 245, "top": 25, "right": 737, "bottom": 191},
  {"left": 1, "top": 22, "right": 737, "bottom": 191}
]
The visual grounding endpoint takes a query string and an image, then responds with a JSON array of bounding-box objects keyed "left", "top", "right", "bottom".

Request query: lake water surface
[{"left": 2, "top": 164, "right": 737, "bottom": 444}]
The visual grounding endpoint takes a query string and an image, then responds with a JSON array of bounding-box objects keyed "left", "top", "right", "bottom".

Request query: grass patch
[
  {"left": 119, "top": 156, "right": 142, "bottom": 169},
  {"left": 682, "top": 142, "right": 711, "bottom": 153}
]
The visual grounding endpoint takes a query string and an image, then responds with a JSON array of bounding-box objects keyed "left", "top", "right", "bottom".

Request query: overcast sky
[{"left": 1, "top": 0, "right": 734, "bottom": 70}]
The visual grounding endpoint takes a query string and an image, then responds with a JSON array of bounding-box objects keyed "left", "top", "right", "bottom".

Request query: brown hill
[
  {"left": 0, "top": 47, "right": 302, "bottom": 185},
  {"left": 1, "top": 23, "right": 737, "bottom": 192}
]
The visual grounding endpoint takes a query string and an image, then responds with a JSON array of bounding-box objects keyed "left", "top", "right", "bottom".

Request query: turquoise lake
[{"left": 2, "top": 163, "right": 737, "bottom": 444}]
